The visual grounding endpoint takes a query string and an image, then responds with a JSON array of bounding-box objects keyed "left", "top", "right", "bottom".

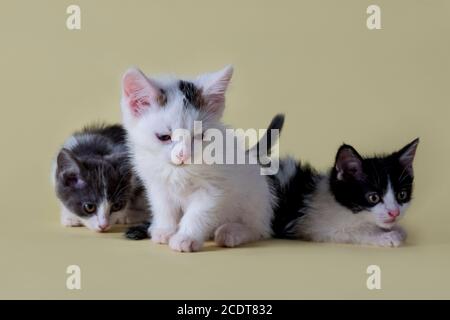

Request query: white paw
[
  {"left": 169, "top": 233, "right": 203, "bottom": 252},
  {"left": 391, "top": 225, "right": 407, "bottom": 240},
  {"left": 150, "top": 228, "right": 176, "bottom": 244},
  {"left": 61, "top": 217, "right": 82, "bottom": 227},
  {"left": 375, "top": 230, "right": 405, "bottom": 247},
  {"left": 214, "top": 223, "right": 252, "bottom": 247},
  {"left": 215, "top": 232, "right": 241, "bottom": 247}
]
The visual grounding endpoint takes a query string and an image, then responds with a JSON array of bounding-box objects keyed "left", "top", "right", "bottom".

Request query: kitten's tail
[
  {"left": 247, "top": 114, "right": 285, "bottom": 165},
  {"left": 125, "top": 222, "right": 151, "bottom": 240}
]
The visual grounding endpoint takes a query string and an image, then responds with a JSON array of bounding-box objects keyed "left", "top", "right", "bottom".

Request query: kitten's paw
[
  {"left": 374, "top": 230, "right": 405, "bottom": 247},
  {"left": 391, "top": 225, "right": 407, "bottom": 241},
  {"left": 61, "top": 216, "right": 82, "bottom": 227},
  {"left": 214, "top": 223, "right": 254, "bottom": 247},
  {"left": 125, "top": 222, "right": 151, "bottom": 240},
  {"left": 169, "top": 233, "right": 203, "bottom": 252},
  {"left": 151, "top": 228, "right": 176, "bottom": 244}
]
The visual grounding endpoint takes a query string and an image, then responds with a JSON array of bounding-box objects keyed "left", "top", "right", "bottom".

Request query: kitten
[
  {"left": 120, "top": 66, "right": 281, "bottom": 252},
  {"left": 125, "top": 114, "right": 285, "bottom": 240},
  {"left": 270, "top": 139, "right": 419, "bottom": 247},
  {"left": 52, "top": 124, "right": 151, "bottom": 232}
]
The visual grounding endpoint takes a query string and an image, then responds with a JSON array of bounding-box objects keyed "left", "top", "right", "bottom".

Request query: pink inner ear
[
  {"left": 344, "top": 161, "right": 362, "bottom": 177},
  {"left": 197, "top": 66, "right": 233, "bottom": 115},
  {"left": 123, "top": 69, "right": 155, "bottom": 116},
  {"left": 336, "top": 148, "right": 364, "bottom": 180},
  {"left": 129, "top": 96, "right": 151, "bottom": 116}
]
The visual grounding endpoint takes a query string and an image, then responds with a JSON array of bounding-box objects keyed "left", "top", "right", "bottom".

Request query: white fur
[
  {"left": 60, "top": 205, "right": 83, "bottom": 227},
  {"left": 122, "top": 67, "right": 274, "bottom": 252},
  {"left": 296, "top": 176, "right": 407, "bottom": 247},
  {"left": 59, "top": 200, "right": 146, "bottom": 232}
]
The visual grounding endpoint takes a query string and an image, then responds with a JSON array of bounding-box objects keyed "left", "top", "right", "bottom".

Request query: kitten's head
[
  {"left": 120, "top": 66, "right": 233, "bottom": 167},
  {"left": 330, "top": 139, "right": 419, "bottom": 229},
  {"left": 55, "top": 149, "right": 132, "bottom": 232}
]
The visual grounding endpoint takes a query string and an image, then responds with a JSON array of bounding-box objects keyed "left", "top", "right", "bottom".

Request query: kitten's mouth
[{"left": 383, "top": 218, "right": 397, "bottom": 224}]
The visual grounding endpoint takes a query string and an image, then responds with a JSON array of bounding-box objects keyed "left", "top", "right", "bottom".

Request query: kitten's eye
[
  {"left": 397, "top": 190, "right": 408, "bottom": 201},
  {"left": 366, "top": 193, "right": 381, "bottom": 204},
  {"left": 83, "top": 203, "right": 97, "bottom": 214},
  {"left": 111, "top": 202, "right": 125, "bottom": 212},
  {"left": 156, "top": 133, "right": 172, "bottom": 142}
]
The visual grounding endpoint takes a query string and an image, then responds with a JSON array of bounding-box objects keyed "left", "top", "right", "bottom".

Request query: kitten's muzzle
[
  {"left": 388, "top": 209, "right": 400, "bottom": 218},
  {"left": 98, "top": 224, "right": 110, "bottom": 232}
]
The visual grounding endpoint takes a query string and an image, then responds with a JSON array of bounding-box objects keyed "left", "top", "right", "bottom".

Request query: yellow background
[{"left": 0, "top": 0, "right": 449, "bottom": 299}]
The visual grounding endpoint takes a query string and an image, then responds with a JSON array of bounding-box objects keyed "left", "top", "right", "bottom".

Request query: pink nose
[
  {"left": 99, "top": 224, "right": 109, "bottom": 231},
  {"left": 388, "top": 209, "right": 400, "bottom": 218}
]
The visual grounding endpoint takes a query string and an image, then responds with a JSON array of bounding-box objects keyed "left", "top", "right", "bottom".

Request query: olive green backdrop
[{"left": 0, "top": 0, "right": 449, "bottom": 299}]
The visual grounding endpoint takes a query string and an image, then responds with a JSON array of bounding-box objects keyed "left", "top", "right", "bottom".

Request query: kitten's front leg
[
  {"left": 169, "top": 189, "right": 217, "bottom": 253},
  {"left": 391, "top": 225, "right": 407, "bottom": 240},
  {"left": 372, "top": 225, "right": 407, "bottom": 247},
  {"left": 60, "top": 205, "right": 82, "bottom": 227},
  {"left": 148, "top": 187, "right": 180, "bottom": 244},
  {"left": 356, "top": 226, "right": 407, "bottom": 248}
]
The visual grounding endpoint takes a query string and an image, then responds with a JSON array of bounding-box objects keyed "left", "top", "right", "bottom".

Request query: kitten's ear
[
  {"left": 196, "top": 65, "right": 233, "bottom": 116},
  {"left": 396, "top": 138, "right": 419, "bottom": 176},
  {"left": 335, "top": 144, "right": 365, "bottom": 181},
  {"left": 121, "top": 68, "right": 166, "bottom": 117},
  {"left": 56, "top": 149, "right": 85, "bottom": 188}
]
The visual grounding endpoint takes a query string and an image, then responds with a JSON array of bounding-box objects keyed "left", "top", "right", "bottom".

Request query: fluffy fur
[
  {"left": 270, "top": 139, "right": 419, "bottom": 247},
  {"left": 121, "top": 66, "right": 278, "bottom": 252},
  {"left": 52, "top": 124, "right": 150, "bottom": 232},
  {"left": 125, "top": 114, "right": 285, "bottom": 240}
]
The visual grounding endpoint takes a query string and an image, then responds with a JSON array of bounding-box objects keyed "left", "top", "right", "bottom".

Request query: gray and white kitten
[{"left": 52, "top": 124, "right": 150, "bottom": 232}]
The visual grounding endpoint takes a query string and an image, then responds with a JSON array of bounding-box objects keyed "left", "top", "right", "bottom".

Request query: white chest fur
[{"left": 297, "top": 177, "right": 375, "bottom": 242}]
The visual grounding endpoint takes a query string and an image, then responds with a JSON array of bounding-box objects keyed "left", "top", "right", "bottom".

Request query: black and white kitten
[
  {"left": 52, "top": 124, "right": 151, "bottom": 232},
  {"left": 271, "top": 139, "right": 419, "bottom": 247}
]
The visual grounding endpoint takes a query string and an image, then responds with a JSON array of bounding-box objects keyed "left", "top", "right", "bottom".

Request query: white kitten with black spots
[
  {"left": 270, "top": 139, "right": 419, "bottom": 247},
  {"left": 121, "top": 66, "right": 280, "bottom": 252}
]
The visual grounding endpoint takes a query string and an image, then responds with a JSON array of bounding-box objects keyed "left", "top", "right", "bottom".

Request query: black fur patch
[
  {"left": 125, "top": 222, "right": 151, "bottom": 240},
  {"left": 178, "top": 80, "right": 204, "bottom": 109},
  {"left": 255, "top": 114, "right": 285, "bottom": 162},
  {"left": 270, "top": 160, "right": 320, "bottom": 239}
]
